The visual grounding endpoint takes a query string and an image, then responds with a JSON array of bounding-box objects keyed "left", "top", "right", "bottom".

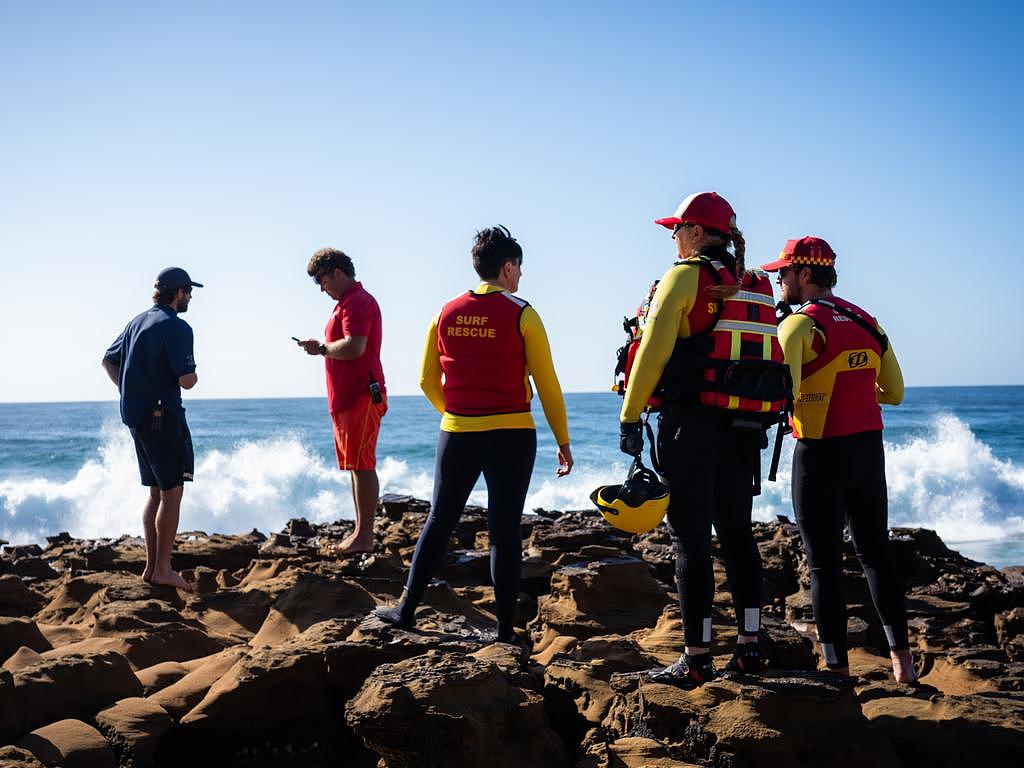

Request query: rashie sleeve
[
  {"left": 777, "top": 313, "right": 817, "bottom": 402},
  {"left": 875, "top": 325, "right": 904, "bottom": 405},
  {"left": 418, "top": 313, "right": 446, "bottom": 414},
  {"left": 103, "top": 327, "right": 126, "bottom": 367},
  {"left": 620, "top": 264, "right": 699, "bottom": 423},
  {"left": 165, "top": 322, "right": 196, "bottom": 378},
  {"left": 520, "top": 306, "right": 570, "bottom": 446}
]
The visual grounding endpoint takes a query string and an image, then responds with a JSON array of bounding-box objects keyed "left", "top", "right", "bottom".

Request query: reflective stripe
[
  {"left": 822, "top": 642, "right": 838, "bottom": 666},
  {"left": 884, "top": 625, "right": 896, "bottom": 648},
  {"left": 734, "top": 290, "right": 776, "bottom": 307},
  {"left": 744, "top": 608, "right": 760, "bottom": 634},
  {"left": 702, "top": 617, "right": 713, "bottom": 643},
  {"left": 715, "top": 319, "right": 778, "bottom": 335}
]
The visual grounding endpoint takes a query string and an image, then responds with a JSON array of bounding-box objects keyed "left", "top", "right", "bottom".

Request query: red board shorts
[{"left": 331, "top": 392, "right": 387, "bottom": 471}]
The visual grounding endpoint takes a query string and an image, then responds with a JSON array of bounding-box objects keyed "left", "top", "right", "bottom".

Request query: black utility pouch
[{"left": 368, "top": 379, "right": 383, "bottom": 404}]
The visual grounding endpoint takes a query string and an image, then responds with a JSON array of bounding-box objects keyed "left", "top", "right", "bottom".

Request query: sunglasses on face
[
  {"left": 672, "top": 222, "right": 696, "bottom": 236},
  {"left": 313, "top": 268, "right": 332, "bottom": 286}
]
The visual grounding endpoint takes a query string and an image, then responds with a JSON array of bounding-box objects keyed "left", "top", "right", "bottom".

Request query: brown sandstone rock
[
  {"left": 0, "top": 575, "right": 46, "bottom": 617},
  {"left": 603, "top": 674, "right": 902, "bottom": 767},
  {"left": 995, "top": 606, "right": 1024, "bottom": 661},
  {"left": 134, "top": 660, "right": 190, "bottom": 695},
  {"left": 533, "top": 557, "right": 670, "bottom": 642},
  {"left": 3, "top": 646, "right": 44, "bottom": 672},
  {"left": 171, "top": 531, "right": 263, "bottom": 572},
  {"left": 0, "top": 618, "right": 51, "bottom": 660},
  {"left": 95, "top": 697, "right": 174, "bottom": 768},
  {"left": 250, "top": 573, "right": 374, "bottom": 647},
  {"left": 1, "top": 668, "right": 19, "bottom": 744},
  {"left": 12, "top": 650, "right": 142, "bottom": 734},
  {"left": 33, "top": 572, "right": 164, "bottom": 629},
  {"left": 861, "top": 687, "right": 1024, "bottom": 767},
  {"left": 346, "top": 649, "right": 567, "bottom": 768},
  {"left": 147, "top": 645, "right": 248, "bottom": 720},
  {"left": 15, "top": 719, "right": 116, "bottom": 767},
  {"left": 0, "top": 745, "right": 45, "bottom": 766}
]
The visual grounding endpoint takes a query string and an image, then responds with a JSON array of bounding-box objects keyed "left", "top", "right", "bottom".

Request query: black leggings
[
  {"left": 792, "top": 431, "right": 909, "bottom": 668},
  {"left": 658, "top": 411, "right": 764, "bottom": 648},
  {"left": 399, "top": 429, "right": 536, "bottom": 640}
]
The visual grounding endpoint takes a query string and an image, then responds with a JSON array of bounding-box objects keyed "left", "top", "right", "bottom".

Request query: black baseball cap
[{"left": 156, "top": 267, "right": 203, "bottom": 290}]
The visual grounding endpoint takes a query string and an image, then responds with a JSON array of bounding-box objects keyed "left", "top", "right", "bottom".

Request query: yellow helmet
[{"left": 590, "top": 458, "right": 670, "bottom": 534}]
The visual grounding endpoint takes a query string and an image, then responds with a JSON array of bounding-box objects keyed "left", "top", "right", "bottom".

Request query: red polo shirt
[{"left": 324, "top": 281, "right": 385, "bottom": 413}]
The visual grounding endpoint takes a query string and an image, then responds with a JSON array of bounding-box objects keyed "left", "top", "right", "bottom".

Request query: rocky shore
[{"left": 1, "top": 494, "right": 1022, "bottom": 767}]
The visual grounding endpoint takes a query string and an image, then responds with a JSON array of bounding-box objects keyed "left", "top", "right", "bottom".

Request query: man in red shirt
[{"left": 298, "top": 248, "right": 386, "bottom": 554}]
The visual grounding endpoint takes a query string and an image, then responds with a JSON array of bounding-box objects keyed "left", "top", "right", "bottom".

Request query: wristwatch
[{"left": 319, "top": 343, "right": 327, "bottom": 356}]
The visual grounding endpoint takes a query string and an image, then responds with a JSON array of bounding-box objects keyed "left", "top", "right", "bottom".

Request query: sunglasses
[
  {"left": 313, "top": 268, "right": 333, "bottom": 286},
  {"left": 672, "top": 222, "right": 696, "bottom": 236}
]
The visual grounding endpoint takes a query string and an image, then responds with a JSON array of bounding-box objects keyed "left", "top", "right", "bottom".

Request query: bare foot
[
  {"left": 891, "top": 649, "right": 917, "bottom": 683},
  {"left": 148, "top": 569, "right": 193, "bottom": 593},
  {"left": 329, "top": 533, "right": 375, "bottom": 556}
]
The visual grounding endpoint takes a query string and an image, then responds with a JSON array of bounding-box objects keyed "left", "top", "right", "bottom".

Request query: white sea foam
[
  {"left": 1, "top": 413, "right": 1022, "bottom": 550},
  {"left": 752, "top": 413, "right": 1024, "bottom": 545}
]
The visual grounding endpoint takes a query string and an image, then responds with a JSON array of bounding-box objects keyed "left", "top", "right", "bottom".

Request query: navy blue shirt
[{"left": 103, "top": 305, "right": 196, "bottom": 428}]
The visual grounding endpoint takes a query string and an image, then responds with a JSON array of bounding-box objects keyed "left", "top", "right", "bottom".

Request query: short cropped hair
[
  {"left": 307, "top": 248, "right": 355, "bottom": 279},
  {"left": 472, "top": 226, "right": 522, "bottom": 279},
  {"left": 804, "top": 264, "right": 837, "bottom": 289}
]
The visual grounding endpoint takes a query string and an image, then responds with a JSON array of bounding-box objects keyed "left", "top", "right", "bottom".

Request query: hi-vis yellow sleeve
[
  {"left": 521, "top": 306, "right": 570, "bottom": 446},
  {"left": 875, "top": 326, "right": 904, "bottom": 405},
  {"left": 418, "top": 312, "right": 446, "bottom": 414},
  {"left": 620, "top": 263, "right": 702, "bottom": 423},
  {"left": 778, "top": 313, "right": 816, "bottom": 401}
]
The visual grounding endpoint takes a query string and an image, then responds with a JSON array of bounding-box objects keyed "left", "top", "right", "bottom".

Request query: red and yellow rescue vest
[
  {"left": 792, "top": 297, "right": 885, "bottom": 439},
  {"left": 619, "top": 257, "right": 790, "bottom": 417},
  {"left": 437, "top": 290, "right": 530, "bottom": 417}
]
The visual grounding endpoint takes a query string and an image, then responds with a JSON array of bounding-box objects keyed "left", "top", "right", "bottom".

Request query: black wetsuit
[
  {"left": 792, "top": 429, "right": 910, "bottom": 668},
  {"left": 396, "top": 429, "right": 536, "bottom": 641},
  {"left": 658, "top": 408, "right": 764, "bottom": 647}
]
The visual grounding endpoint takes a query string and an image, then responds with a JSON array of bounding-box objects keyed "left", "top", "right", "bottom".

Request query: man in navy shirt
[{"left": 102, "top": 267, "right": 201, "bottom": 592}]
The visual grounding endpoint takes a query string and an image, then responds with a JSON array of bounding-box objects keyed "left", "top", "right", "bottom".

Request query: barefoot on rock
[{"left": 148, "top": 569, "right": 193, "bottom": 593}]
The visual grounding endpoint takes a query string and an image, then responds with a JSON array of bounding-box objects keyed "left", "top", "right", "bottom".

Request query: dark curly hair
[
  {"left": 307, "top": 248, "right": 355, "bottom": 279},
  {"left": 472, "top": 225, "right": 523, "bottom": 279}
]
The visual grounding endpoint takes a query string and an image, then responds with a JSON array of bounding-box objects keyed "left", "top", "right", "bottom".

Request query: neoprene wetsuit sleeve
[
  {"left": 418, "top": 313, "right": 447, "bottom": 414},
  {"left": 619, "top": 264, "right": 699, "bottom": 423},
  {"left": 875, "top": 326, "right": 904, "bottom": 405},
  {"left": 520, "top": 306, "right": 570, "bottom": 445},
  {"left": 778, "top": 313, "right": 817, "bottom": 401}
]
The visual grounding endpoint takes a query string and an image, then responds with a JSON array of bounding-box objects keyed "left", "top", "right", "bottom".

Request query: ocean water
[{"left": 1, "top": 388, "right": 1023, "bottom": 568}]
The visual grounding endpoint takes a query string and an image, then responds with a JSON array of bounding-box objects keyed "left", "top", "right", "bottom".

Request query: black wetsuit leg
[
  {"left": 480, "top": 429, "right": 536, "bottom": 641},
  {"left": 660, "top": 411, "right": 763, "bottom": 647},
  {"left": 399, "top": 429, "right": 536, "bottom": 636},
  {"left": 793, "top": 430, "right": 909, "bottom": 669},
  {"left": 844, "top": 431, "right": 910, "bottom": 653},
  {"left": 712, "top": 432, "right": 764, "bottom": 637},
  {"left": 398, "top": 430, "right": 483, "bottom": 623}
]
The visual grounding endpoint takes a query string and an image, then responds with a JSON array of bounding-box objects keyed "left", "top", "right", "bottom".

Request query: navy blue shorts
[{"left": 130, "top": 412, "right": 195, "bottom": 491}]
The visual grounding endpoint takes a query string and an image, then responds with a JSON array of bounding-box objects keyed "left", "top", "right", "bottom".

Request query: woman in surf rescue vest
[
  {"left": 762, "top": 236, "right": 915, "bottom": 683},
  {"left": 375, "top": 225, "right": 573, "bottom": 646},
  {"left": 620, "top": 191, "right": 777, "bottom": 686}
]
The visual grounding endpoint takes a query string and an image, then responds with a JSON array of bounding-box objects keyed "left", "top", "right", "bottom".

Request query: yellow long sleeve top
[
  {"left": 620, "top": 262, "right": 709, "bottom": 423},
  {"left": 420, "top": 284, "right": 571, "bottom": 445}
]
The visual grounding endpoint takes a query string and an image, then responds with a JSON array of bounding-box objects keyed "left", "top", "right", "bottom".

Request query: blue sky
[{"left": 1, "top": 1, "right": 1021, "bottom": 403}]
